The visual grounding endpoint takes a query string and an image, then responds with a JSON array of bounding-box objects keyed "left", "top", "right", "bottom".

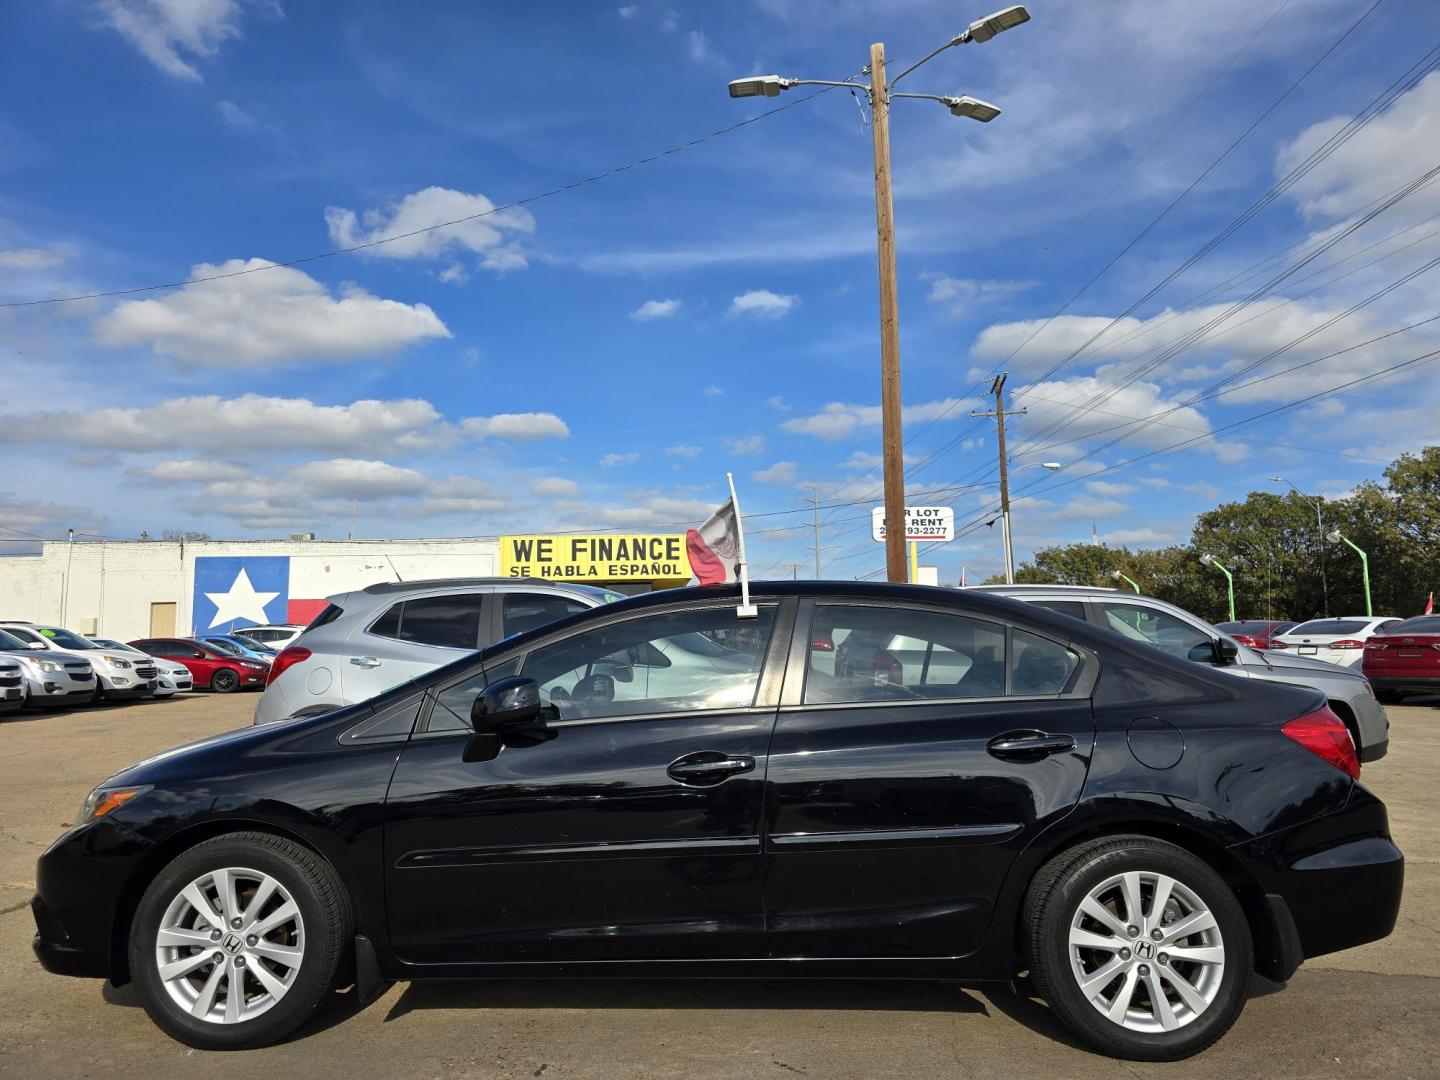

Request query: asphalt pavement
[{"left": 1, "top": 691, "right": 1436, "bottom": 1078}]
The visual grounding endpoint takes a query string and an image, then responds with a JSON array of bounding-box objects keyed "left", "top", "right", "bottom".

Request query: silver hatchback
[
  {"left": 253, "top": 577, "right": 623, "bottom": 724},
  {"left": 971, "top": 584, "right": 1389, "bottom": 762}
]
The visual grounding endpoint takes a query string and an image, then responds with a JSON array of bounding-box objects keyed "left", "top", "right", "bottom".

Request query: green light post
[
  {"left": 1109, "top": 569, "right": 1141, "bottom": 594},
  {"left": 1200, "top": 553, "right": 1235, "bottom": 622},
  {"left": 1327, "top": 530, "right": 1371, "bottom": 617}
]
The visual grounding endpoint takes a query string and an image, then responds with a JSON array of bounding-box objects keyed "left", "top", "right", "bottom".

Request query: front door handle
[
  {"left": 987, "top": 730, "right": 1076, "bottom": 760},
  {"left": 349, "top": 656, "right": 382, "bottom": 668},
  {"left": 667, "top": 752, "right": 756, "bottom": 785}
]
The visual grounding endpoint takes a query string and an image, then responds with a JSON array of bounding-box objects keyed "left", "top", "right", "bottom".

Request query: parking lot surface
[{"left": 1, "top": 693, "right": 1436, "bottom": 1078}]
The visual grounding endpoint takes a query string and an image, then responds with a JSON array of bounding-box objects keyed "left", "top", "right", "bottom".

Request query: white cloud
[
  {"left": 617, "top": 5, "right": 639, "bottom": 18},
  {"left": 730, "top": 289, "right": 798, "bottom": 318},
  {"left": 686, "top": 29, "right": 709, "bottom": 63},
  {"left": 704, "top": 385, "right": 724, "bottom": 397},
  {"left": 665, "top": 444, "right": 702, "bottom": 458},
  {"left": 460, "top": 412, "right": 570, "bottom": 441},
  {"left": 530, "top": 476, "right": 581, "bottom": 497},
  {"left": 842, "top": 450, "right": 881, "bottom": 470},
  {"left": 1105, "top": 527, "right": 1178, "bottom": 546},
  {"left": 129, "top": 458, "right": 248, "bottom": 482},
  {"left": 767, "top": 395, "right": 790, "bottom": 411},
  {"left": 593, "top": 494, "right": 714, "bottom": 527},
  {"left": 925, "top": 273, "right": 1034, "bottom": 316},
  {"left": 783, "top": 398, "right": 967, "bottom": 440},
  {"left": 324, "top": 187, "right": 536, "bottom": 270},
  {"left": 97, "top": 0, "right": 250, "bottom": 82},
  {"left": 754, "top": 461, "right": 797, "bottom": 485},
  {"left": 630, "top": 298, "right": 682, "bottom": 320},
  {"left": 0, "top": 246, "right": 73, "bottom": 270},
  {"left": 288, "top": 458, "right": 426, "bottom": 497},
  {"left": 1086, "top": 480, "right": 1135, "bottom": 497},
  {"left": 0, "top": 394, "right": 452, "bottom": 455},
  {"left": 95, "top": 259, "right": 450, "bottom": 366},
  {"left": 438, "top": 263, "right": 468, "bottom": 285},
  {"left": 0, "top": 492, "right": 104, "bottom": 554},
  {"left": 725, "top": 434, "right": 765, "bottom": 455},
  {"left": 600, "top": 452, "right": 640, "bottom": 467}
]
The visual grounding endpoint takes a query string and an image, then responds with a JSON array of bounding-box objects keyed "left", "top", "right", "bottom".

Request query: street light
[
  {"left": 1110, "top": 569, "right": 1141, "bottom": 594},
  {"left": 1200, "top": 553, "right": 1236, "bottom": 622},
  {"left": 728, "top": 6, "right": 1031, "bottom": 583},
  {"left": 1327, "top": 529, "right": 1372, "bottom": 617},
  {"left": 995, "top": 459, "right": 1061, "bottom": 583},
  {"left": 1270, "top": 476, "right": 1329, "bottom": 616}
]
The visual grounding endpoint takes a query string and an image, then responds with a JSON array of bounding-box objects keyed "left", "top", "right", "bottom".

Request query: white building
[{"left": 0, "top": 536, "right": 501, "bottom": 643}]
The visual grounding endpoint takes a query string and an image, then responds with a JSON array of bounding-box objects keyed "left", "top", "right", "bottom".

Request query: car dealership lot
[{"left": 1, "top": 695, "right": 1436, "bottom": 1078}]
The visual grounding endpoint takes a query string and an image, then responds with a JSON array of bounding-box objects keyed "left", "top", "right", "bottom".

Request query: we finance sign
[{"left": 502, "top": 534, "right": 693, "bottom": 585}]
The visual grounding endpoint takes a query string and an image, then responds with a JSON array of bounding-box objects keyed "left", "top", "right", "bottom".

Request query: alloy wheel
[
  {"left": 1067, "top": 870, "right": 1225, "bottom": 1033},
  {"left": 153, "top": 866, "right": 305, "bottom": 1025}
]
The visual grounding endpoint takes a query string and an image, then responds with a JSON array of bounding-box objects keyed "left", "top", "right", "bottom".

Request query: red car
[
  {"left": 129, "top": 637, "right": 270, "bottom": 693},
  {"left": 1361, "top": 615, "right": 1440, "bottom": 703},
  {"left": 1215, "top": 619, "right": 1296, "bottom": 649}
]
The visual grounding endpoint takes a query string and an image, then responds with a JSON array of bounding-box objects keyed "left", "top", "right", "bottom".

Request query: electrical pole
[
  {"left": 808, "top": 485, "right": 823, "bottom": 579},
  {"left": 972, "top": 373, "right": 1025, "bottom": 584},
  {"left": 870, "top": 42, "right": 908, "bottom": 584},
  {"left": 788, "top": 562, "right": 801, "bottom": 580}
]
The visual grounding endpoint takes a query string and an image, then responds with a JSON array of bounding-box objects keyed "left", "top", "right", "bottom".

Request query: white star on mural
[{"left": 205, "top": 568, "right": 280, "bottom": 629}]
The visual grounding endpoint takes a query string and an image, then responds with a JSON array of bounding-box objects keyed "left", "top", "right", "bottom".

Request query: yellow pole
[{"left": 909, "top": 540, "right": 918, "bottom": 584}]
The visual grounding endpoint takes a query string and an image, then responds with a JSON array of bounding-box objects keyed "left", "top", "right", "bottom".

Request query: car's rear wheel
[
  {"left": 129, "top": 832, "right": 350, "bottom": 1050},
  {"left": 1024, "top": 836, "right": 1251, "bottom": 1061},
  {"left": 211, "top": 669, "right": 239, "bottom": 693}
]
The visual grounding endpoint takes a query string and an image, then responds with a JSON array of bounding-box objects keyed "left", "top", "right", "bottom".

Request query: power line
[{"left": 0, "top": 86, "right": 843, "bottom": 309}]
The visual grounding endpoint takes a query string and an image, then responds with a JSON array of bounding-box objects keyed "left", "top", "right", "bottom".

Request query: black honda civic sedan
[{"left": 33, "top": 583, "right": 1402, "bottom": 1060}]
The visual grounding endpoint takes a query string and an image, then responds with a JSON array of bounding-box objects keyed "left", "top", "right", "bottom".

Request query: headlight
[
  {"left": 103, "top": 655, "right": 132, "bottom": 669},
  {"left": 79, "top": 784, "right": 151, "bottom": 823},
  {"left": 37, "top": 660, "right": 61, "bottom": 673}
]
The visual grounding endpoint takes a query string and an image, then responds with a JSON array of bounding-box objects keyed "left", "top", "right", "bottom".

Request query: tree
[{"left": 160, "top": 530, "right": 212, "bottom": 542}]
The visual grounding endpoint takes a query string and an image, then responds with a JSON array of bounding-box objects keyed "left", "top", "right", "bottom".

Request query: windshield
[
  {"left": 35, "top": 626, "right": 99, "bottom": 650},
  {"left": 0, "top": 628, "right": 31, "bottom": 650},
  {"left": 89, "top": 638, "right": 138, "bottom": 653},
  {"left": 1386, "top": 616, "right": 1440, "bottom": 635},
  {"left": 1218, "top": 621, "right": 1283, "bottom": 635},
  {"left": 205, "top": 638, "right": 247, "bottom": 656},
  {"left": 1289, "top": 619, "right": 1371, "bottom": 636}
]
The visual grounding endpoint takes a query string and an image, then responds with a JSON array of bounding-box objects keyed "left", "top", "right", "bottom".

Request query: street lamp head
[
  {"left": 1268, "top": 476, "right": 1285, "bottom": 483},
  {"left": 1109, "top": 569, "right": 1124, "bottom": 580},
  {"left": 1200, "top": 553, "right": 1215, "bottom": 567},
  {"left": 1040, "top": 461, "right": 1061, "bottom": 471},
  {"left": 1326, "top": 529, "right": 1343, "bottom": 544},
  {"left": 728, "top": 75, "right": 792, "bottom": 98},
  {"left": 944, "top": 95, "right": 1002, "bottom": 122},
  {"left": 959, "top": 5, "right": 1031, "bottom": 44}
]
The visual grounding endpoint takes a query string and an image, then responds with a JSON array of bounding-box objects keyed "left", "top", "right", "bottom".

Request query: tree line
[{"left": 988, "top": 446, "right": 1440, "bottom": 624}]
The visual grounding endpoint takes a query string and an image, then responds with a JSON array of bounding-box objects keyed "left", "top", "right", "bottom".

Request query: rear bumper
[
  {"left": 1367, "top": 675, "right": 1440, "bottom": 695},
  {"left": 1233, "top": 785, "right": 1403, "bottom": 979}
]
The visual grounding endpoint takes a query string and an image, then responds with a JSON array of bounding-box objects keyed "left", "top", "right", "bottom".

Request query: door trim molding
[{"left": 396, "top": 834, "right": 761, "bottom": 869}]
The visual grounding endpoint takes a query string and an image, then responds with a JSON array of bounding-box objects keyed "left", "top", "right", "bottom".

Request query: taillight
[
  {"left": 1268, "top": 640, "right": 1289, "bottom": 649},
  {"left": 811, "top": 636, "right": 834, "bottom": 652},
  {"left": 1282, "top": 707, "right": 1359, "bottom": 780},
  {"left": 1329, "top": 639, "right": 1365, "bottom": 650},
  {"left": 1232, "top": 635, "right": 1259, "bottom": 647},
  {"left": 265, "top": 646, "right": 310, "bottom": 687},
  {"left": 1364, "top": 640, "right": 1388, "bottom": 651}
]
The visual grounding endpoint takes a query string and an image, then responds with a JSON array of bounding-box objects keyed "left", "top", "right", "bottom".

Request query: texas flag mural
[{"left": 191, "top": 556, "right": 329, "bottom": 634}]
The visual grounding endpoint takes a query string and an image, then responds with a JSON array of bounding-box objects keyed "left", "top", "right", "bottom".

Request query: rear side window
[
  {"left": 502, "top": 593, "right": 592, "bottom": 638},
  {"left": 1032, "top": 600, "right": 1087, "bottom": 621},
  {"left": 306, "top": 604, "right": 344, "bottom": 631},
  {"left": 369, "top": 594, "right": 486, "bottom": 650},
  {"left": 1011, "top": 629, "right": 1080, "bottom": 695}
]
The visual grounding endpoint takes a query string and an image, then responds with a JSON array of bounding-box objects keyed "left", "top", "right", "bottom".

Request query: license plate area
[
  {"left": 1399, "top": 649, "right": 1424, "bottom": 657},
  {"left": 1298, "top": 646, "right": 1318, "bottom": 655}
]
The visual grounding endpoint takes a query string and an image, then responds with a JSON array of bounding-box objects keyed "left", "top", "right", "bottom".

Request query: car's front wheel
[
  {"left": 1023, "top": 836, "right": 1251, "bottom": 1061},
  {"left": 210, "top": 669, "right": 239, "bottom": 693},
  {"left": 129, "top": 832, "right": 350, "bottom": 1049}
]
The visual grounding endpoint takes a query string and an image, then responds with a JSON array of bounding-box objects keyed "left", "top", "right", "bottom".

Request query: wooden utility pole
[
  {"left": 808, "top": 485, "right": 823, "bottom": 578},
  {"left": 972, "top": 373, "right": 1025, "bottom": 584},
  {"left": 870, "top": 42, "right": 907, "bottom": 584}
]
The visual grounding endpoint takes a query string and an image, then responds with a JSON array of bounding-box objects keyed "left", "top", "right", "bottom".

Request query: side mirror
[
  {"left": 1188, "top": 639, "right": 1239, "bottom": 665},
  {"left": 26, "top": 641, "right": 47, "bottom": 650},
  {"left": 470, "top": 676, "right": 543, "bottom": 733}
]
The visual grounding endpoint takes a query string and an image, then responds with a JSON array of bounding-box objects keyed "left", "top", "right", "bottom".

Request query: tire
[
  {"left": 89, "top": 681, "right": 104, "bottom": 706},
  {"left": 211, "top": 669, "right": 240, "bottom": 694},
  {"left": 128, "top": 832, "right": 351, "bottom": 1050},
  {"left": 1023, "top": 836, "right": 1252, "bottom": 1061}
]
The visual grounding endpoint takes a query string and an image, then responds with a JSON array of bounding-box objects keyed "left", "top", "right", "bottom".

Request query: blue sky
[{"left": 3, "top": 0, "right": 1440, "bottom": 582}]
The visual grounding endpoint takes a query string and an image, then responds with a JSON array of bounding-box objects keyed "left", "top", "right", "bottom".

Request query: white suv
[
  {"left": 0, "top": 623, "right": 159, "bottom": 702},
  {"left": 0, "top": 626, "right": 98, "bottom": 707}
]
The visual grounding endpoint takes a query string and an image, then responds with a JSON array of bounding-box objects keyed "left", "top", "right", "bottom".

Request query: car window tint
[
  {"left": 371, "top": 595, "right": 485, "bottom": 650},
  {"left": 502, "top": 593, "right": 591, "bottom": 638},
  {"left": 1011, "top": 629, "right": 1079, "bottom": 695},
  {"left": 1389, "top": 616, "right": 1440, "bottom": 634},
  {"left": 1033, "top": 600, "right": 1087, "bottom": 620},
  {"left": 520, "top": 606, "right": 777, "bottom": 722},
  {"left": 428, "top": 658, "right": 522, "bottom": 733},
  {"left": 1099, "top": 602, "right": 1211, "bottom": 660},
  {"left": 1289, "top": 619, "right": 1372, "bottom": 636},
  {"left": 805, "top": 606, "right": 1006, "bottom": 704}
]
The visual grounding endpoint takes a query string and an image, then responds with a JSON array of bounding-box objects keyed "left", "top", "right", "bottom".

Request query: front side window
[
  {"left": 369, "top": 594, "right": 486, "bottom": 650},
  {"left": 523, "top": 605, "right": 777, "bottom": 722},
  {"left": 805, "top": 606, "right": 1008, "bottom": 704},
  {"left": 1099, "top": 602, "right": 1211, "bottom": 660},
  {"left": 502, "top": 593, "right": 592, "bottom": 638}
]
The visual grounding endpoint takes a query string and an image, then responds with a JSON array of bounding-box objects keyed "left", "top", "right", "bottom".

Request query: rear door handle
[
  {"left": 667, "top": 752, "right": 756, "bottom": 785},
  {"left": 986, "top": 730, "right": 1076, "bottom": 760},
  {"left": 349, "top": 656, "right": 381, "bottom": 668}
]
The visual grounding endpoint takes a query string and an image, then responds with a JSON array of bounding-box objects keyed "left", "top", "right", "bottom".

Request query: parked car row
[{"left": 0, "top": 620, "right": 303, "bottom": 716}]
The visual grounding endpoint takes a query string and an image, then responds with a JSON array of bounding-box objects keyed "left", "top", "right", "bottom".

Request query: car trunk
[{"left": 1364, "top": 632, "right": 1440, "bottom": 677}]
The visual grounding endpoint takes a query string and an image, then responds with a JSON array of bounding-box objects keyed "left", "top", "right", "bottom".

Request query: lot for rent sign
[
  {"left": 870, "top": 506, "right": 955, "bottom": 542},
  {"left": 501, "top": 534, "right": 693, "bottom": 586}
]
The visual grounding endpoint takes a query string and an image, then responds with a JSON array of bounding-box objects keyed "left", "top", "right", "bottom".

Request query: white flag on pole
[{"left": 685, "top": 474, "right": 757, "bottom": 617}]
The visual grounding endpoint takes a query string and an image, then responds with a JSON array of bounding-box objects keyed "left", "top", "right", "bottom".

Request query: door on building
[{"left": 149, "top": 602, "right": 177, "bottom": 637}]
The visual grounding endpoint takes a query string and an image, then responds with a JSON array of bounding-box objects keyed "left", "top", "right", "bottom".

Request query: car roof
[
  {"left": 359, "top": 577, "right": 551, "bottom": 595},
  {"left": 966, "top": 584, "right": 1125, "bottom": 594}
]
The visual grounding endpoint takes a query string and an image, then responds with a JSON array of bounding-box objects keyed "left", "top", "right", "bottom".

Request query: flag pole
[{"left": 727, "top": 472, "right": 758, "bottom": 619}]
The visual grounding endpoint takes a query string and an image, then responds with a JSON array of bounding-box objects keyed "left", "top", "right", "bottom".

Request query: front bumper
[
  {"left": 0, "top": 684, "right": 22, "bottom": 713},
  {"left": 1234, "top": 784, "right": 1403, "bottom": 980},
  {"left": 32, "top": 818, "right": 153, "bottom": 981}
]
